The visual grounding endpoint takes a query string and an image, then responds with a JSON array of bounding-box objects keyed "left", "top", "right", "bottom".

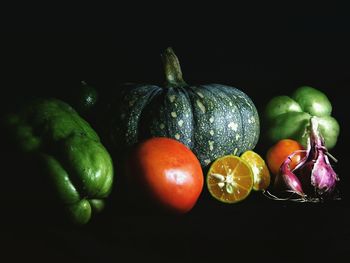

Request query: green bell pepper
[
  {"left": 5, "top": 98, "right": 114, "bottom": 224},
  {"left": 264, "top": 86, "right": 340, "bottom": 149}
]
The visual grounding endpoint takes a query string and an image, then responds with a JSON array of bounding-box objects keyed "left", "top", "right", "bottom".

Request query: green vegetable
[
  {"left": 264, "top": 86, "right": 340, "bottom": 149},
  {"left": 73, "top": 81, "right": 98, "bottom": 113},
  {"left": 110, "top": 47, "right": 260, "bottom": 167},
  {"left": 5, "top": 98, "right": 113, "bottom": 224}
]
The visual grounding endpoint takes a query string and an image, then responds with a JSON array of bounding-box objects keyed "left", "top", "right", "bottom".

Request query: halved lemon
[
  {"left": 206, "top": 155, "right": 253, "bottom": 204},
  {"left": 241, "top": 150, "right": 270, "bottom": 191}
]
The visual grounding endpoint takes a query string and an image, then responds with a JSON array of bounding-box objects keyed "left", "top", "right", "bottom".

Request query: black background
[{"left": 1, "top": 10, "right": 350, "bottom": 263}]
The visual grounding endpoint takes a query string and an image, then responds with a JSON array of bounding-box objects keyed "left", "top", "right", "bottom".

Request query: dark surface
[{"left": 1, "top": 15, "right": 349, "bottom": 262}]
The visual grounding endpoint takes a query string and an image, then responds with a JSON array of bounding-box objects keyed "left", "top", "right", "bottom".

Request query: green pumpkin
[{"left": 111, "top": 48, "right": 260, "bottom": 167}]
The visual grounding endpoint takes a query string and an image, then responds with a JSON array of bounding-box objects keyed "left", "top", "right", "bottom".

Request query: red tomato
[
  {"left": 127, "top": 137, "right": 203, "bottom": 214},
  {"left": 266, "top": 139, "right": 305, "bottom": 175}
]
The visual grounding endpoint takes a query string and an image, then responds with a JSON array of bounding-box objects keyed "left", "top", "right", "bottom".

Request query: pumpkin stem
[{"left": 161, "top": 47, "right": 188, "bottom": 88}]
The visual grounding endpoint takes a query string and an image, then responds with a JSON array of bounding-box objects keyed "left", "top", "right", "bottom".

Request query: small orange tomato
[{"left": 266, "top": 139, "right": 305, "bottom": 175}]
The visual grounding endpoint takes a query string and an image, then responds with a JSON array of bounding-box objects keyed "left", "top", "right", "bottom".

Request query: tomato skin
[
  {"left": 128, "top": 137, "right": 203, "bottom": 214},
  {"left": 266, "top": 139, "right": 305, "bottom": 175}
]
